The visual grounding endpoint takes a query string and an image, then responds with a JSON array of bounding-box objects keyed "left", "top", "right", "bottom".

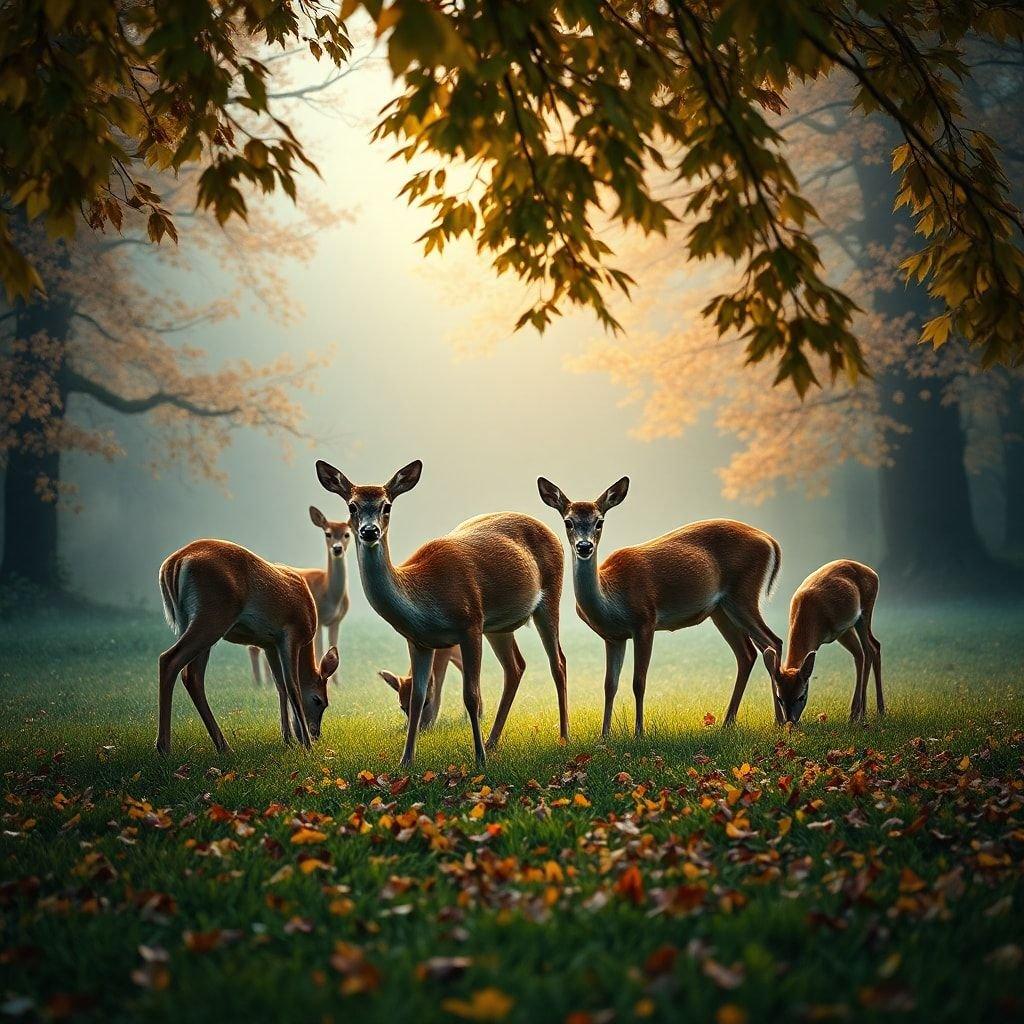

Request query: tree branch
[{"left": 66, "top": 369, "right": 241, "bottom": 418}]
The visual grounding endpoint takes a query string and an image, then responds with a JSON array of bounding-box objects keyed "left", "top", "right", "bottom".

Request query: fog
[{"left": 48, "top": 50, "right": 887, "bottom": 615}]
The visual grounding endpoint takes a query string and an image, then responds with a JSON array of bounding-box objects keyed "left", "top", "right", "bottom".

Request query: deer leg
[
  {"left": 533, "top": 599, "right": 569, "bottom": 741},
  {"left": 181, "top": 649, "right": 229, "bottom": 753},
  {"left": 632, "top": 628, "right": 655, "bottom": 738},
  {"left": 601, "top": 639, "right": 627, "bottom": 738},
  {"left": 264, "top": 647, "right": 294, "bottom": 745},
  {"left": 838, "top": 629, "right": 867, "bottom": 723},
  {"left": 156, "top": 626, "right": 217, "bottom": 755},
  {"left": 460, "top": 632, "right": 487, "bottom": 765},
  {"left": 711, "top": 608, "right": 758, "bottom": 726},
  {"left": 421, "top": 648, "right": 450, "bottom": 728},
  {"left": 326, "top": 622, "right": 340, "bottom": 684},
  {"left": 855, "top": 616, "right": 883, "bottom": 717},
  {"left": 248, "top": 646, "right": 263, "bottom": 686},
  {"left": 400, "top": 644, "right": 435, "bottom": 767},
  {"left": 284, "top": 641, "right": 312, "bottom": 749},
  {"left": 483, "top": 633, "right": 525, "bottom": 750},
  {"left": 721, "top": 599, "right": 783, "bottom": 657}
]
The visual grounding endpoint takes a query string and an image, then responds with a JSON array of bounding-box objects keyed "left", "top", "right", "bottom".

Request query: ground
[{"left": 1, "top": 605, "right": 1022, "bottom": 1024}]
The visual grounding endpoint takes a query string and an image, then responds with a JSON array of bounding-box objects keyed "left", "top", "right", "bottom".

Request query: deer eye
[
  {"left": 595, "top": 520, "right": 603, "bottom": 531},
  {"left": 382, "top": 503, "right": 392, "bottom": 517},
  {"left": 564, "top": 519, "right": 573, "bottom": 530},
  {"left": 348, "top": 502, "right": 357, "bottom": 515}
]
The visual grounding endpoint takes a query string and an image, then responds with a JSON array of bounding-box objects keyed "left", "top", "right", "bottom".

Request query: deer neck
[
  {"left": 325, "top": 550, "right": 348, "bottom": 607},
  {"left": 356, "top": 537, "right": 423, "bottom": 633},
  {"left": 572, "top": 553, "right": 616, "bottom": 625}
]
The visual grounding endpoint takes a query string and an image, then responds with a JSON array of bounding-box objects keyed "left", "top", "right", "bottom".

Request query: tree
[
  {"left": 569, "top": 53, "right": 1024, "bottom": 594},
  {"left": 5, "top": 2, "right": 1024, "bottom": 391},
  {"left": 0, "top": 177, "right": 337, "bottom": 592}
]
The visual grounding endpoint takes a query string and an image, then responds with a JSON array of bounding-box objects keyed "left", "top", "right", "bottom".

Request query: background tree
[
  {"left": 4, "top": 1, "right": 1024, "bottom": 390},
  {"left": 572, "top": 45, "right": 1024, "bottom": 594}
]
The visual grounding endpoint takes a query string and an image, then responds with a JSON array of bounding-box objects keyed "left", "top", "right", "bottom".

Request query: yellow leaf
[
  {"left": 777, "top": 816, "right": 792, "bottom": 837},
  {"left": 442, "top": 988, "right": 514, "bottom": 1021},
  {"left": 290, "top": 827, "right": 328, "bottom": 845},
  {"left": 468, "top": 802, "right": 486, "bottom": 820},
  {"left": 573, "top": 793, "right": 592, "bottom": 807}
]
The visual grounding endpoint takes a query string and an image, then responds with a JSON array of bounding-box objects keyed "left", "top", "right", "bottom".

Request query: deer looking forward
[
  {"left": 250, "top": 507, "right": 351, "bottom": 687},
  {"left": 763, "top": 559, "right": 882, "bottom": 725},
  {"left": 316, "top": 459, "right": 567, "bottom": 766},
  {"left": 538, "top": 477, "right": 783, "bottom": 734},
  {"left": 157, "top": 540, "right": 338, "bottom": 754}
]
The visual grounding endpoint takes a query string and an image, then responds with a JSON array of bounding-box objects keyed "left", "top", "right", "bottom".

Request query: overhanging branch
[{"left": 66, "top": 369, "right": 241, "bottom": 418}]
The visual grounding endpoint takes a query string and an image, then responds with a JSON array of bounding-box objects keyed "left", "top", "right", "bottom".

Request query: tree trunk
[
  {"left": 852, "top": 138, "right": 1017, "bottom": 595},
  {"left": 1, "top": 291, "right": 72, "bottom": 591},
  {"left": 1003, "top": 384, "right": 1024, "bottom": 555}
]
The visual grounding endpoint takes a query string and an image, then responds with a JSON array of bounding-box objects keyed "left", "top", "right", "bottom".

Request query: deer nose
[
  {"left": 575, "top": 540, "right": 594, "bottom": 558},
  {"left": 331, "top": 544, "right": 344, "bottom": 556},
  {"left": 359, "top": 524, "right": 381, "bottom": 542}
]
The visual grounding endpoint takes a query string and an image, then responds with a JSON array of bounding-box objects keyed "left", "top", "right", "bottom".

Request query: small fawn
[
  {"left": 316, "top": 458, "right": 567, "bottom": 766},
  {"left": 538, "top": 477, "right": 783, "bottom": 734},
  {"left": 763, "top": 559, "right": 882, "bottom": 724},
  {"left": 379, "top": 646, "right": 483, "bottom": 726},
  {"left": 250, "top": 506, "right": 351, "bottom": 687},
  {"left": 157, "top": 539, "right": 338, "bottom": 754}
]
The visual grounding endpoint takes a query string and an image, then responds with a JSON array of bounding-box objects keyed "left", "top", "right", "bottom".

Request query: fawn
[
  {"left": 250, "top": 506, "right": 351, "bottom": 686},
  {"left": 379, "top": 646, "right": 483, "bottom": 726},
  {"left": 763, "top": 559, "right": 882, "bottom": 724},
  {"left": 157, "top": 539, "right": 338, "bottom": 754},
  {"left": 538, "top": 476, "right": 783, "bottom": 734},
  {"left": 316, "top": 458, "right": 566, "bottom": 766}
]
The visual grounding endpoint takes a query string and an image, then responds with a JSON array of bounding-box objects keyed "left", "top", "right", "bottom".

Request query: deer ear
[
  {"left": 537, "top": 477, "right": 569, "bottom": 515},
  {"left": 316, "top": 460, "right": 353, "bottom": 502},
  {"left": 309, "top": 505, "right": 328, "bottom": 528},
  {"left": 799, "top": 651, "right": 816, "bottom": 681},
  {"left": 319, "top": 646, "right": 339, "bottom": 679},
  {"left": 763, "top": 647, "right": 779, "bottom": 676},
  {"left": 596, "top": 476, "right": 629, "bottom": 512},
  {"left": 385, "top": 460, "right": 422, "bottom": 499},
  {"left": 378, "top": 669, "right": 402, "bottom": 693}
]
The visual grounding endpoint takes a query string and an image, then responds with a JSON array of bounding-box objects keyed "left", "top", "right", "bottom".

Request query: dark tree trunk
[
  {"left": 853, "top": 136, "right": 1018, "bottom": 595},
  {"left": 1003, "top": 385, "right": 1024, "bottom": 555},
  {"left": 1, "top": 291, "right": 72, "bottom": 591}
]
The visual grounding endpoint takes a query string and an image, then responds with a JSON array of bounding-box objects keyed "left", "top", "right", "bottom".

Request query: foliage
[
  {"left": 0, "top": 0, "right": 351, "bottom": 298},
  {"left": 0, "top": 611, "right": 1022, "bottom": 1022},
  {"left": 5, "top": 2, "right": 1024, "bottom": 392},
  {"left": 352, "top": 0, "right": 1024, "bottom": 393}
]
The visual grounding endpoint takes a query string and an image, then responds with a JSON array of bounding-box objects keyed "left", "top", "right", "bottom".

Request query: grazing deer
[
  {"left": 538, "top": 477, "right": 783, "bottom": 735},
  {"left": 157, "top": 539, "right": 338, "bottom": 754},
  {"left": 763, "top": 559, "right": 882, "bottom": 724},
  {"left": 249, "top": 507, "right": 351, "bottom": 687},
  {"left": 379, "top": 646, "right": 484, "bottom": 726},
  {"left": 316, "top": 459, "right": 567, "bottom": 766}
]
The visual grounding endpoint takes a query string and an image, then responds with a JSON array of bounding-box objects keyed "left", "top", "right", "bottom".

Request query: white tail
[
  {"left": 157, "top": 539, "right": 339, "bottom": 755},
  {"left": 763, "top": 559, "right": 882, "bottom": 725},
  {"left": 249, "top": 506, "right": 352, "bottom": 688},
  {"left": 538, "top": 476, "right": 783, "bottom": 734},
  {"left": 316, "top": 458, "right": 566, "bottom": 767}
]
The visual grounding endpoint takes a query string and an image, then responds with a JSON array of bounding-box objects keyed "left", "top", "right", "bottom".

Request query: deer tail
[
  {"left": 159, "top": 558, "right": 181, "bottom": 635},
  {"left": 764, "top": 536, "right": 782, "bottom": 601}
]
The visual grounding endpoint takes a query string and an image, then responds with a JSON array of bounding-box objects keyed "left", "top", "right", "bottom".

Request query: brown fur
[
  {"left": 157, "top": 539, "right": 338, "bottom": 755},
  {"left": 539, "top": 477, "right": 783, "bottom": 733},
  {"left": 379, "top": 646, "right": 483, "bottom": 725},
  {"left": 249, "top": 507, "right": 351, "bottom": 687},
  {"left": 764, "top": 559, "right": 882, "bottom": 724},
  {"left": 316, "top": 459, "right": 566, "bottom": 766}
]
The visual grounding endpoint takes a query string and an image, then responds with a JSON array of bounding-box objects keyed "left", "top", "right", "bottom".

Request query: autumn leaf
[
  {"left": 614, "top": 866, "right": 645, "bottom": 906},
  {"left": 442, "top": 988, "right": 514, "bottom": 1021},
  {"left": 290, "top": 827, "right": 328, "bottom": 845}
]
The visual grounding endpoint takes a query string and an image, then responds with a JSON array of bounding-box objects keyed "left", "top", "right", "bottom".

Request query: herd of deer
[{"left": 157, "top": 460, "right": 884, "bottom": 766}]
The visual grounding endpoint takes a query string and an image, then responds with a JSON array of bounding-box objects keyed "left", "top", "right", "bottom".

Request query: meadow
[{"left": 1, "top": 604, "right": 1022, "bottom": 1023}]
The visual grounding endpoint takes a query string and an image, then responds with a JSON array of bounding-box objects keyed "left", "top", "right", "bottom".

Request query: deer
[
  {"left": 538, "top": 476, "right": 784, "bottom": 735},
  {"left": 763, "top": 559, "right": 882, "bottom": 725},
  {"left": 249, "top": 506, "right": 351, "bottom": 687},
  {"left": 157, "top": 539, "right": 338, "bottom": 755},
  {"left": 379, "top": 646, "right": 486, "bottom": 726},
  {"left": 315, "top": 458, "right": 567, "bottom": 767}
]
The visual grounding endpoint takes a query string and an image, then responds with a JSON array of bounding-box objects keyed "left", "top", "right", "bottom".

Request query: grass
[{"left": 1, "top": 604, "right": 1022, "bottom": 1024}]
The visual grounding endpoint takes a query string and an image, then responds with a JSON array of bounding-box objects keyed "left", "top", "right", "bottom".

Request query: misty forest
[{"left": 1, "top": 4, "right": 1023, "bottom": 1024}]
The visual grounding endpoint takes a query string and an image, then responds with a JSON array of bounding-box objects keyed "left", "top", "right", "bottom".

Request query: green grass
[{"left": 1, "top": 605, "right": 1022, "bottom": 1024}]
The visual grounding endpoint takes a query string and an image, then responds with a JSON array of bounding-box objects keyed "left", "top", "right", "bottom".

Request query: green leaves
[{"left": 0, "top": 0, "right": 352, "bottom": 297}]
